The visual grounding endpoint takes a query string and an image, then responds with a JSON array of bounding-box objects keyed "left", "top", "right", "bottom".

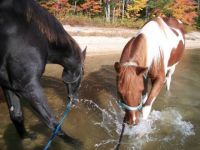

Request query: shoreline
[
  {"left": 73, "top": 35, "right": 200, "bottom": 56},
  {"left": 64, "top": 25, "right": 200, "bottom": 55}
]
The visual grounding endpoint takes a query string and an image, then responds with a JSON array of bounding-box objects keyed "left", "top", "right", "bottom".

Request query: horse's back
[
  {"left": 162, "top": 18, "right": 185, "bottom": 67},
  {"left": 157, "top": 17, "right": 185, "bottom": 67},
  {"left": 138, "top": 17, "right": 185, "bottom": 70}
]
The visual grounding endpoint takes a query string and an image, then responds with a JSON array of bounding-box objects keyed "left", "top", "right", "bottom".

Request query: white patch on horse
[
  {"left": 136, "top": 21, "right": 161, "bottom": 68},
  {"left": 142, "top": 97, "right": 156, "bottom": 120},
  {"left": 170, "top": 27, "right": 185, "bottom": 44},
  {"left": 10, "top": 106, "right": 14, "bottom": 112},
  {"left": 137, "top": 17, "right": 184, "bottom": 74},
  {"left": 166, "top": 62, "right": 178, "bottom": 90},
  {"left": 142, "top": 93, "right": 148, "bottom": 104},
  {"left": 178, "top": 19, "right": 183, "bottom": 24}
]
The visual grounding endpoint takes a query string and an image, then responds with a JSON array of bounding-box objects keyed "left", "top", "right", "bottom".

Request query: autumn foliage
[
  {"left": 37, "top": 0, "right": 198, "bottom": 26},
  {"left": 169, "top": 0, "right": 197, "bottom": 25},
  {"left": 80, "top": 0, "right": 102, "bottom": 16},
  {"left": 126, "top": 0, "right": 147, "bottom": 18},
  {"left": 149, "top": 0, "right": 197, "bottom": 25}
]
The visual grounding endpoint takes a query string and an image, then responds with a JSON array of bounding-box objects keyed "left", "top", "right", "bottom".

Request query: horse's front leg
[
  {"left": 2, "top": 88, "right": 35, "bottom": 139},
  {"left": 20, "top": 81, "right": 57, "bottom": 130},
  {"left": 142, "top": 76, "right": 149, "bottom": 104},
  {"left": 142, "top": 75, "right": 165, "bottom": 119},
  {"left": 20, "top": 80, "right": 81, "bottom": 146}
]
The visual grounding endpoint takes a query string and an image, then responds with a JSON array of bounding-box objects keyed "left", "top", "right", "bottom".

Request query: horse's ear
[
  {"left": 82, "top": 46, "right": 87, "bottom": 61},
  {"left": 114, "top": 62, "right": 121, "bottom": 73},
  {"left": 136, "top": 66, "right": 148, "bottom": 76}
]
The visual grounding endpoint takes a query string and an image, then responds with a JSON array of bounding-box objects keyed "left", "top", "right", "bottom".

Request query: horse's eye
[{"left": 75, "top": 72, "right": 80, "bottom": 77}]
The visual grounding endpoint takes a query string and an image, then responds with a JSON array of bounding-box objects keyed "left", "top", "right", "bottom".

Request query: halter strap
[
  {"left": 64, "top": 67, "right": 83, "bottom": 84},
  {"left": 122, "top": 61, "right": 138, "bottom": 67},
  {"left": 118, "top": 94, "right": 148, "bottom": 111},
  {"left": 118, "top": 100, "right": 143, "bottom": 111}
]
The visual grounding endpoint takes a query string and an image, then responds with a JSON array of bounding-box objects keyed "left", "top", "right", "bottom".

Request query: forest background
[{"left": 37, "top": 0, "right": 200, "bottom": 31}]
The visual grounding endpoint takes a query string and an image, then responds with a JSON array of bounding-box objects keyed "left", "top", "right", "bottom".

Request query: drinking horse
[
  {"left": 0, "top": 0, "right": 86, "bottom": 142},
  {"left": 115, "top": 17, "right": 185, "bottom": 125}
]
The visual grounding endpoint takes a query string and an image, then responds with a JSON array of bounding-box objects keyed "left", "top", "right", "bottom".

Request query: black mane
[{"left": 11, "top": 0, "right": 82, "bottom": 59}]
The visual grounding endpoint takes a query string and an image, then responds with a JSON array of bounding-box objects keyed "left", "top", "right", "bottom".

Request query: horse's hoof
[
  {"left": 27, "top": 131, "right": 37, "bottom": 140},
  {"left": 20, "top": 131, "right": 37, "bottom": 140},
  {"left": 58, "top": 131, "right": 83, "bottom": 149}
]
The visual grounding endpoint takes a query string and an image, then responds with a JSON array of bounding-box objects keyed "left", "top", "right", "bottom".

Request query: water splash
[
  {"left": 151, "top": 109, "right": 195, "bottom": 137},
  {"left": 78, "top": 99, "right": 195, "bottom": 149}
]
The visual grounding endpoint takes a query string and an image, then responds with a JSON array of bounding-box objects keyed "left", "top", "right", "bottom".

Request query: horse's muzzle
[
  {"left": 124, "top": 111, "right": 140, "bottom": 125},
  {"left": 67, "top": 93, "right": 79, "bottom": 105}
]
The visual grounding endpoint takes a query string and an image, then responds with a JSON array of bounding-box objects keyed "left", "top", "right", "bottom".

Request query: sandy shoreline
[{"left": 64, "top": 25, "right": 200, "bottom": 55}]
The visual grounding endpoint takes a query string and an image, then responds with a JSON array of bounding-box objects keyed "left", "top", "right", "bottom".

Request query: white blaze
[{"left": 133, "top": 112, "right": 136, "bottom": 124}]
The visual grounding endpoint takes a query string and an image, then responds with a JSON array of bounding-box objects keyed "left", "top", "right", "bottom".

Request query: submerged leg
[
  {"left": 142, "top": 75, "right": 165, "bottom": 119},
  {"left": 166, "top": 65, "right": 176, "bottom": 91},
  {"left": 2, "top": 88, "right": 34, "bottom": 139},
  {"left": 20, "top": 81, "right": 58, "bottom": 130}
]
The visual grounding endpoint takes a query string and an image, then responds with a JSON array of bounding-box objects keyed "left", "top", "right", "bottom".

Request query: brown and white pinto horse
[{"left": 115, "top": 17, "right": 185, "bottom": 125}]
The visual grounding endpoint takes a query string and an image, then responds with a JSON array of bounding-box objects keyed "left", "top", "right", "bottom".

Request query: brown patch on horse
[
  {"left": 149, "top": 57, "right": 165, "bottom": 79},
  {"left": 120, "top": 34, "right": 147, "bottom": 67},
  {"left": 154, "top": 17, "right": 179, "bottom": 37},
  {"left": 163, "top": 17, "right": 185, "bottom": 35},
  {"left": 155, "top": 17, "right": 184, "bottom": 38},
  {"left": 168, "top": 41, "right": 185, "bottom": 66},
  {"left": 119, "top": 37, "right": 136, "bottom": 63},
  {"left": 171, "top": 28, "right": 178, "bottom": 36}
]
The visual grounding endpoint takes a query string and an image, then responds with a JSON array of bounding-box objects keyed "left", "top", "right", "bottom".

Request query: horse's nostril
[
  {"left": 133, "top": 122, "right": 138, "bottom": 126},
  {"left": 125, "top": 118, "right": 133, "bottom": 125},
  {"left": 125, "top": 118, "right": 139, "bottom": 126}
]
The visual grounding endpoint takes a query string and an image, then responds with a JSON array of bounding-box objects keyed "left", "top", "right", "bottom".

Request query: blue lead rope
[{"left": 43, "top": 100, "right": 72, "bottom": 150}]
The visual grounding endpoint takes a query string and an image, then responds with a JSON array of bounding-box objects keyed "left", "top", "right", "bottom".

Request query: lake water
[{"left": 0, "top": 49, "right": 199, "bottom": 150}]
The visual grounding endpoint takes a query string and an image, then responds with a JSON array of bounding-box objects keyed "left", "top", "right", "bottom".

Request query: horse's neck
[
  {"left": 47, "top": 40, "right": 81, "bottom": 67},
  {"left": 120, "top": 34, "right": 147, "bottom": 67},
  {"left": 47, "top": 47, "right": 63, "bottom": 64}
]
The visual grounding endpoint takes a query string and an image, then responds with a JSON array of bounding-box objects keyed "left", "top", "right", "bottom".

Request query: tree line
[{"left": 37, "top": 0, "right": 199, "bottom": 27}]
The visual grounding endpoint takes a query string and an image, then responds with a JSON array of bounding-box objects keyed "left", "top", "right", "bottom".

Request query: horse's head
[
  {"left": 62, "top": 48, "right": 86, "bottom": 102},
  {"left": 114, "top": 62, "right": 147, "bottom": 125}
]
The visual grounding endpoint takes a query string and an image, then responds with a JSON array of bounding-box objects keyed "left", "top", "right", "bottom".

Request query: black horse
[{"left": 0, "top": 0, "right": 86, "bottom": 143}]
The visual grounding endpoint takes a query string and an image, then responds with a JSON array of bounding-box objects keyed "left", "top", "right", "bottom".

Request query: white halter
[{"left": 122, "top": 61, "right": 138, "bottom": 67}]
